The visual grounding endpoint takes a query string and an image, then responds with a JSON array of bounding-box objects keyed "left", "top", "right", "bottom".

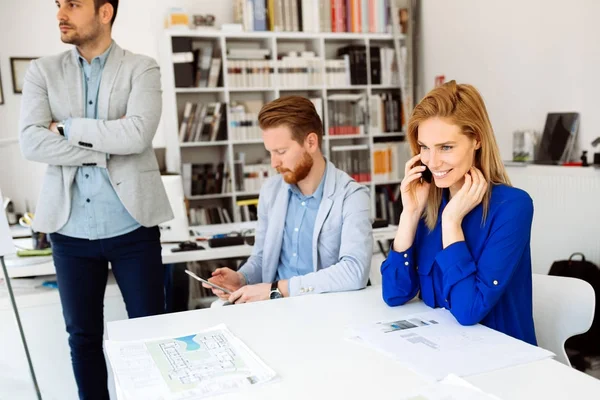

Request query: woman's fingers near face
[
  {"left": 405, "top": 154, "right": 422, "bottom": 176},
  {"left": 401, "top": 172, "right": 424, "bottom": 191}
]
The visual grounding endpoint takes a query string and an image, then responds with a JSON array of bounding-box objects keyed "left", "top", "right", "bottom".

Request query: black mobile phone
[{"left": 420, "top": 162, "right": 433, "bottom": 183}]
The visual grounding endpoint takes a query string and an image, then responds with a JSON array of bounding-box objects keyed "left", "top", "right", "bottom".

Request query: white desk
[
  {"left": 107, "top": 285, "right": 600, "bottom": 400},
  {"left": 6, "top": 224, "right": 396, "bottom": 278}
]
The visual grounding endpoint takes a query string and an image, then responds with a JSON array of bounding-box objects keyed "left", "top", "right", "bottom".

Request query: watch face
[{"left": 269, "top": 290, "right": 283, "bottom": 300}]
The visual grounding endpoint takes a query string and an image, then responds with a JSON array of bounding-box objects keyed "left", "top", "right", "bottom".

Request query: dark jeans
[{"left": 50, "top": 226, "right": 165, "bottom": 400}]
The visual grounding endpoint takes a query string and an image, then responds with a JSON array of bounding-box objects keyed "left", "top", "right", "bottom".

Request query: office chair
[{"left": 532, "top": 274, "right": 596, "bottom": 366}]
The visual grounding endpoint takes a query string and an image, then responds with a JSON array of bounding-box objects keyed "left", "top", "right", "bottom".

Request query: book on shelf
[
  {"left": 276, "top": 51, "right": 323, "bottom": 87},
  {"left": 229, "top": 100, "right": 264, "bottom": 141},
  {"left": 171, "top": 37, "right": 223, "bottom": 88},
  {"left": 375, "top": 184, "right": 402, "bottom": 226},
  {"left": 236, "top": 198, "right": 259, "bottom": 222},
  {"left": 372, "top": 141, "right": 410, "bottom": 183},
  {"left": 330, "top": 144, "right": 370, "bottom": 183},
  {"left": 233, "top": 152, "right": 276, "bottom": 193},
  {"left": 178, "top": 102, "right": 227, "bottom": 143},
  {"left": 325, "top": 58, "right": 350, "bottom": 87},
  {"left": 233, "top": 0, "right": 393, "bottom": 33},
  {"left": 369, "top": 92, "right": 404, "bottom": 134},
  {"left": 337, "top": 45, "right": 368, "bottom": 85},
  {"left": 189, "top": 206, "right": 233, "bottom": 225},
  {"left": 182, "top": 161, "right": 231, "bottom": 197},
  {"left": 327, "top": 94, "right": 366, "bottom": 136}
]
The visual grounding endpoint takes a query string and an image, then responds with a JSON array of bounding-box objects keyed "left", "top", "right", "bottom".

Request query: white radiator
[{"left": 506, "top": 165, "right": 600, "bottom": 274}]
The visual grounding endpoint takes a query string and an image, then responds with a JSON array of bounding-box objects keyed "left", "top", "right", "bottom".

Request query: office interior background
[{"left": 1, "top": 0, "right": 599, "bottom": 399}]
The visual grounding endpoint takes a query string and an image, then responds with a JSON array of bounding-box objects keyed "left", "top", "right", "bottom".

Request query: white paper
[
  {"left": 0, "top": 190, "right": 15, "bottom": 257},
  {"left": 347, "top": 308, "right": 553, "bottom": 381},
  {"left": 105, "top": 324, "right": 277, "bottom": 400},
  {"left": 400, "top": 374, "right": 503, "bottom": 400}
]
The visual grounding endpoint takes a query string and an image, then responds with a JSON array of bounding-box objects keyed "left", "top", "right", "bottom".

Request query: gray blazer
[
  {"left": 239, "top": 160, "right": 373, "bottom": 296},
  {"left": 19, "top": 42, "right": 173, "bottom": 233}
]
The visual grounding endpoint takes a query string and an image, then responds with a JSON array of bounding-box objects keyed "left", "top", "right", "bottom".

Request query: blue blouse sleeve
[
  {"left": 381, "top": 244, "right": 419, "bottom": 306},
  {"left": 435, "top": 195, "right": 534, "bottom": 325}
]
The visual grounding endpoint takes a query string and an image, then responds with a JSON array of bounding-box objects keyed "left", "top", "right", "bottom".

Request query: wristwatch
[
  {"left": 56, "top": 122, "right": 65, "bottom": 136},
  {"left": 269, "top": 281, "right": 283, "bottom": 300}
]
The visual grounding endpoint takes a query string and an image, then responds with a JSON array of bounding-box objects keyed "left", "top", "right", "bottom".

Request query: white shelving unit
[{"left": 159, "top": 2, "right": 416, "bottom": 223}]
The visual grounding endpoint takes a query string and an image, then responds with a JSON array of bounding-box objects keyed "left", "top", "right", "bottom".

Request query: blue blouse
[{"left": 381, "top": 184, "right": 537, "bottom": 345}]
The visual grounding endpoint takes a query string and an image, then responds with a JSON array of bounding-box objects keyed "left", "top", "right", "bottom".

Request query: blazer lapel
[
  {"left": 264, "top": 182, "right": 290, "bottom": 282},
  {"left": 64, "top": 51, "right": 84, "bottom": 118},
  {"left": 311, "top": 161, "right": 335, "bottom": 272},
  {"left": 97, "top": 42, "right": 123, "bottom": 119}
]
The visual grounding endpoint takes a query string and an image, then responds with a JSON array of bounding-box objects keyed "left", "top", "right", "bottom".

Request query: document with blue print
[
  {"left": 105, "top": 324, "right": 276, "bottom": 399},
  {"left": 347, "top": 308, "right": 553, "bottom": 381}
]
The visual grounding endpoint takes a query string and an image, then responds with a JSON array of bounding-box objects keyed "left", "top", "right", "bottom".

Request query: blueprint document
[
  {"left": 347, "top": 308, "right": 553, "bottom": 381},
  {"left": 105, "top": 324, "right": 276, "bottom": 399}
]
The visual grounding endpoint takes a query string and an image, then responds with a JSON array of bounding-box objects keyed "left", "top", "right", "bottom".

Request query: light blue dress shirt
[
  {"left": 58, "top": 43, "right": 141, "bottom": 240},
  {"left": 276, "top": 168, "right": 327, "bottom": 282}
]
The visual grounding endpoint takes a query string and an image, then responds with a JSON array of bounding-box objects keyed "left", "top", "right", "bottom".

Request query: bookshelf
[{"left": 159, "top": 0, "right": 417, "bottom": 225}]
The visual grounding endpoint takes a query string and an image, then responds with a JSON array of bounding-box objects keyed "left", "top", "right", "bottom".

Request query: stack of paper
[
  {"left": 347, "top": 308, "right": 553, "bottom": 381},
  {"left": 106, "top": 324, "right": 277, "bottom": 399}
]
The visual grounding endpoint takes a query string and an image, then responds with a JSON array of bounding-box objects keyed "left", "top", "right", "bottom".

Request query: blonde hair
[{"left": 407, "top": 80, "right": 511, "bottom": 230}]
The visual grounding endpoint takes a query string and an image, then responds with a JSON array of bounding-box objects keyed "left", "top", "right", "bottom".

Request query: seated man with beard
[{"left": 203, "top": 96, "right": 373, "bottom": 303}]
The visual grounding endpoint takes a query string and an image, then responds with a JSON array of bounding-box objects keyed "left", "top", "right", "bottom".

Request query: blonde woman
[{"left": 382, "top": 81, "right": 536, "bottom": 345}]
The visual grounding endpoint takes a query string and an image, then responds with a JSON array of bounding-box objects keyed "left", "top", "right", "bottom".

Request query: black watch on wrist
[
  {"left": 269, "top": 281, "right": 283, "bottom": 300},
  {"left": 57, "top": 122, "right": 65, "bottom": 137}
]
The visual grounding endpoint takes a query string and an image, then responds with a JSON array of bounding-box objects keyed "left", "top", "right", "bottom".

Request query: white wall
[
  {"left": 0, "top": 0, "right": 235, "bottom": 212},
  {"left": 419, "top": 0, "right": 600, "bottom": 161}
]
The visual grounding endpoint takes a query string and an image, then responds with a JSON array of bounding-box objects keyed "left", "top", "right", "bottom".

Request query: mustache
[{"left": 276, "top": 167, "right": 291, "bottom": 174}]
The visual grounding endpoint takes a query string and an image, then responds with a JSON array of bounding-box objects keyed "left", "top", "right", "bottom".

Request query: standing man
[
  {"left": 204, "top": 96, "right": 373, "bottom": 303},
  {"left": 19, "top": 1, "right": 173, "bottom": 399}
]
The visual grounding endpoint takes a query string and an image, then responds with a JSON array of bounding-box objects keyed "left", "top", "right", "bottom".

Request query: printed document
[
  {"left": 105, "top": 324, "right": 276, "bottom": 399},
  {"left": 347, "top": 308, "right": 553, "bottom": 381}
]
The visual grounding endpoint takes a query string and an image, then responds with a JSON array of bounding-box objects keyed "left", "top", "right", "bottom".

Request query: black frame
[
  {"left": 0, "top": 64, "right": 4, "bottom": 105},
  {"left": 10, "top": 57, "right": 37, "bottom": 94}
]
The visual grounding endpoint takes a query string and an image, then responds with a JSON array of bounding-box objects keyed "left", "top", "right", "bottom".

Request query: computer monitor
[{"left": 535, "top": 112, "right": 580, "bottom": 164}]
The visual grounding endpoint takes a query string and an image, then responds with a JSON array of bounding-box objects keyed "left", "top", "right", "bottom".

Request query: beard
[
  {"left": 59, "top": 20, "right": 103, "bottom": 46},
  {"left": 277, "top": 151, "right": 313, "bottom": 185}
]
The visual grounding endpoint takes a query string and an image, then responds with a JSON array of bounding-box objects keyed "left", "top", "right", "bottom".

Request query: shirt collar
[
  {"left": 74, "top": 41, "right": 114, "bottom": 68},
  {"left": 289, "top": 166, "right": 327, "bottom": 202}
]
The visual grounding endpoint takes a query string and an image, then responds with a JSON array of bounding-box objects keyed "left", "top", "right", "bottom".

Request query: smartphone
[
  {"left": 420, "top": 162, "right": 433, "bottom": 183},
  {"left": 184, "top": 270, "right": 233, "bottom": 294}
]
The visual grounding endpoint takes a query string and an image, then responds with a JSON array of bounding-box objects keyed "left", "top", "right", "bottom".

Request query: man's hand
[
  {"left": 48, "top": 121, "right": 60, "bottom": 134},
  {"left": 228, "top": 283, "right": 271, "bottom": 304},
  {"left": 202, "top": 267, "right": 245, "bottom": 300}
]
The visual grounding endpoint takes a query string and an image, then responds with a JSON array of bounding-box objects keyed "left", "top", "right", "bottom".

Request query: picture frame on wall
[
  {"left": 10, "top": 57, "right": 37, "bottom": 94},
  {"left": 0, "top": 65, "right": 4, "bottom": 105}
]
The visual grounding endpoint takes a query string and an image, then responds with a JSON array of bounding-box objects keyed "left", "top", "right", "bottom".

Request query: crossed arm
[{"left": 19, "top": 58, "right": 162, "bottom": 166}]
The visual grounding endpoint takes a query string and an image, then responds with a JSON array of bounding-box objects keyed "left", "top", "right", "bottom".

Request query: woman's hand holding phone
[
  {"left": 400, "top": 154, "right": 431, "bottom": 218},
  {"left": 393, "top": 155, "right": 431, "bottom": 252}
]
